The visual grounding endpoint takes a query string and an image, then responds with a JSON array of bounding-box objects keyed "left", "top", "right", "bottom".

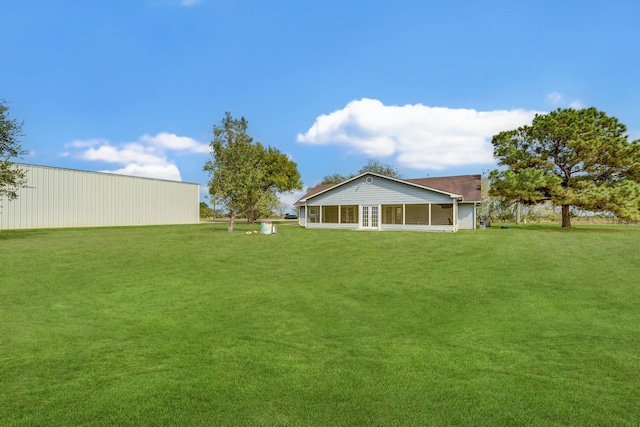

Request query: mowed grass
[{"left": 1, "top": 222, "right": 639, "bottom": 426}]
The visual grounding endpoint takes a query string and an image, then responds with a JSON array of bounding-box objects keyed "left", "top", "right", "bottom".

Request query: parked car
[{"left": 284, "top": 213, "right": 298, "bottom": 219}]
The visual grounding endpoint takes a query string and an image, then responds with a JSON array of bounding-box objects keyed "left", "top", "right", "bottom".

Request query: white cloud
[
  {"left": 140, "top": 132, "right": 209, "bottom": 153},
  {"left": 569, "top": 99, "right": 585, "bottom": 109},
  {"left": 83, "top": 143, "right": 167, "bottom": 166},
  {"left": 547, "top": 92, "right": 565, "bottom": 105},
  {"left": 67, "top": 138, "right": 110, "bottom": 149},
  {"left": 64, "top": 133, "right": 209, "bottom": 181},
  {"left": 100, "top": 164, "right": 182, "bottom": 181},
  {"left": 547, "top": 91, "right": 583, "bottom": 109},
  {"left": 297, "top": 98, "right": 541, "bottom": 170}
]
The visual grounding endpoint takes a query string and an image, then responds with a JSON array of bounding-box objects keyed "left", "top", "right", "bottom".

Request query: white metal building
[{"left": 0, "top": 164, "right": 200, "bottom": 230}]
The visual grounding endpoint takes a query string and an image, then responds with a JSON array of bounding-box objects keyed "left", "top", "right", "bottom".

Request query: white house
[
  {"left": 294, "top": 173, "right": 481, "bottom": 232},
  {"left": 0, "top": 164, "right": 200, "bottom": 230}
]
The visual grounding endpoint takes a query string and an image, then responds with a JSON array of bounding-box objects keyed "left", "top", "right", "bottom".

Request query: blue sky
[{"left": 3, "top": 0, "right": 639, "bottom": 207}]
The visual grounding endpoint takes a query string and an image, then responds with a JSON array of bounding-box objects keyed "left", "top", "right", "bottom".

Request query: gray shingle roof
[{"left": 405, "top": 174, "right": 482, "bottom": 202}]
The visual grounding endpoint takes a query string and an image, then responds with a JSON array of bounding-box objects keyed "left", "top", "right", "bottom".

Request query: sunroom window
[
  {"left": 382, "top": 205, "right": 403, "bottom": 224},
  {"left": 432, "top": 204, "right": 453, "bottom": 225},
  {"left": 405, "top": 204, "right": 429, "bottom": 225},
  {"left": 308, "top": 206, "right": 320, "bottom": 223},
  {"left": 340, "top": 205, "right": 358, "bottom": 223},
  {"left": 322, "top": 206, "right": 339, "bottom": 223}
]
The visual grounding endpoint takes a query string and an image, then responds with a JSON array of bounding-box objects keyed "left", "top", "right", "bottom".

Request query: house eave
[{"left": 301, "top": 172, "right": 464, "bottom": 204}]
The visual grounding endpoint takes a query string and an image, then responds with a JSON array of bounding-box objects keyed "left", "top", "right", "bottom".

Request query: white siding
[
  {"left": 307, "top": 176, "right": 454, "bottom": 206},
  {"left": 0, "top": 164, "right": 200, "bottom": 230},
  {"left": 380, "top": 224, "right": 455, "bottom": 232},
  {"left": 305, "top": 223, "right": 359, "bottom": 230},
  {"left": 299, "top": 174, "right": 479, "bottom": 232},
  {"left": 457, "top": 203, "right": 476, "bottom": 230},
  {"left": 298, "top": 206, "right": 306, "bottom": 226}
]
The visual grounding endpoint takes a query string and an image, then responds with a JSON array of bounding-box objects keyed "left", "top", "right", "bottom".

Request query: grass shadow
[
  {"left": 493, "top": 223, "right": 640, "bottom": 234},
  {"left": 0, "top": 230, "right": 51, "bottom": 240}
]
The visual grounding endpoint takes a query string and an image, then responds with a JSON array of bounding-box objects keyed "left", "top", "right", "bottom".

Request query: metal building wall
[{"left": 0, "top": 164, "right": 200, "bottom": 230}]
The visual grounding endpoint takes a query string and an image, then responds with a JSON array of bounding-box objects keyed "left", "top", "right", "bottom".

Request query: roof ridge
[{"left": 295, "top": 173, "right": 481, "bottom": 205}]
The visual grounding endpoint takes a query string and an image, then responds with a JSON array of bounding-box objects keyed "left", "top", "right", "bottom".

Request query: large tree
[
  {"left": 489, "top": 107, "right": 640, "bottom": 228},
  {"left": 1, "top": 101, "right": 28, "bottom": 200},
  {"left": 204, "top": 113, "right": 302, "bottom": 232},
  {"left": 245, "top": 145, "right": 302, "bottom": 223},
  {"left": 319, "top": 159, "right": 401, "bottom": 185},
  {"left": 357, "top": 159, "right": 402, "bottom": 179},
  {"left": 319, "top": 173, "right": 352, "bottom": 185}
]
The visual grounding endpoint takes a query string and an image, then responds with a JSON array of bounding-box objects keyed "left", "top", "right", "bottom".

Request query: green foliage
[
  {"left": 479, "top": 174, "right": 515, "bottom": 221},
  {"left": 245, "top": 146, "right": 302, "bottom": 223},
  {"left": 254, "top": 188, "right": 279, "bottom": 218},
  {"left": 199, "top": 201, "right": 212, "bottom": 218},
  {"left": 203, "top": 113, "right": 256, "bottom": 230},
  {"left": 1, "top": 224, "right": 639, "bottom": 425},
  {"left": 358, "top": 159, "right": 403, "bottom": 178},
  {"left": 0, "top": 101, "right": 28, "bottom": 200},
  {"left": 320, "top": 172, "right": 352, "bottom": 185},
  {"left": 319, "top": 159, "right": 402, "bottom": 185},
  {"left": 204, "top": 113, "right": 302, "bottom": 230},
  {"left": 490, "top": 107, "right": 640, "bottom": 227}
]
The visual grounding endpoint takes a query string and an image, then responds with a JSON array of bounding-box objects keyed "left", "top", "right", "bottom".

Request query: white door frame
[{"left": 360, "top": 204, "right": 380, "bottom": 230}]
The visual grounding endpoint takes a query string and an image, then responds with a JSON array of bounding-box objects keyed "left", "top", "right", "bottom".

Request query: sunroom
[
  {"left": 295, "top": 173, "right": 480, "bottom": 232},
  {"left": 304, "top": 203, "right": 456, "bottom": 230}
]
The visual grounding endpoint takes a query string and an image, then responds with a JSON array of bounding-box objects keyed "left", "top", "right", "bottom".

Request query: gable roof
[
  {"left": 406, "top": 174, "right": 481, "bottom": 202},
  {"left": 295, "top": 173, "right": 481, "bottom": 206}
]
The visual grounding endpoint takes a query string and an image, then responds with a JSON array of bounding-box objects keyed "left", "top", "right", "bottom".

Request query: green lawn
[{"left": 1, "top": 222, "right": 639, "bottom": 426}]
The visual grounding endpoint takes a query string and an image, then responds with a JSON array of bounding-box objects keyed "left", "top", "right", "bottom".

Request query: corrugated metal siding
[
  {"left": 307, "top": 176, "right": 454, "bottom": 206},
  {"left": 0, "top": 164, "right": 199, "bottom": 230}
]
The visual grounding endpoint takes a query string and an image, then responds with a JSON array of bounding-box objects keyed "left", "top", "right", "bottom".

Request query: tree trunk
[
  {"left": 228, "top": 210, "right": 236, "bottom": 232},
  {"left": 247, "top": 209, "right": 257, "bottom": 224},
  {"left": 561, "top": 204, "right": 571, "bottom": 228}
]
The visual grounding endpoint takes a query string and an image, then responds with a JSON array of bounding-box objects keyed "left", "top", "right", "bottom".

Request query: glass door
[{"left": 361, "top": 205, "right": 379, "bottom": 229}]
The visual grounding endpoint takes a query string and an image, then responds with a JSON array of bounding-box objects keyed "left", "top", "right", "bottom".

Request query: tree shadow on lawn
[
  {"left": 0, "top": 230, "right": 53, "bottom": 240},
  {"left": 497, "top": 223, "right": 640, "bottom": 234}
]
